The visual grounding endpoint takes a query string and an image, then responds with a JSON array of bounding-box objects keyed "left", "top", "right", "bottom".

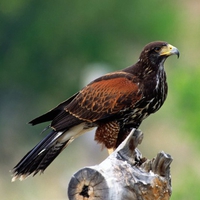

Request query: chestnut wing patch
[
  {"left": 51, "top": 73, "right": 142, "bottom": 130},
  {"left": 66, "top": 75, "right": 142, "bottom": 122}
]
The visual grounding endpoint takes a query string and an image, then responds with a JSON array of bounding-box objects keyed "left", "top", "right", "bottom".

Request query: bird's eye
[{"left": 154, "top": 47, "right": 161, "bottom": 52}]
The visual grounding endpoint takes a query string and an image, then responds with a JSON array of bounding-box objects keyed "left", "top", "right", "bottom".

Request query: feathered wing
[
  {"left": 12, "top": 72, "right": 142, "bottom": 181},
  {"left": 29, "top": 92, "right": 79, "bottom": 126},
  {"left": 51, "top": 72, "right": 142, "bottom": 130}
]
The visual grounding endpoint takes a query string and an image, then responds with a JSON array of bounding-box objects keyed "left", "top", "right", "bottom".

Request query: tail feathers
[{"left": 11, "top": 130, "right": 70, "bottom": 182}]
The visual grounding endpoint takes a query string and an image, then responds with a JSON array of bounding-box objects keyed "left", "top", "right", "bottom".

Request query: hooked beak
[{"left": 160, "top": 44, "right": 180, "bottom": 58}]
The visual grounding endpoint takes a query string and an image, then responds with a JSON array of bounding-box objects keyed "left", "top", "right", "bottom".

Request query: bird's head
[{"left": 139, "top": 41, "right": 180, "bottom": 66}]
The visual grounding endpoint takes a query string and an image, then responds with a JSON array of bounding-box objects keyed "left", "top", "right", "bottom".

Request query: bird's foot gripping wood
[{"left": 68, "top": 129, "right": 173, "bottom": 200}]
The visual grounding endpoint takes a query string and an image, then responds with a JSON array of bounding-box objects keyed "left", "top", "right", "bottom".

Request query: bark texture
[{"left": 68, "top": 129, "right": 173, "bottom": 200}]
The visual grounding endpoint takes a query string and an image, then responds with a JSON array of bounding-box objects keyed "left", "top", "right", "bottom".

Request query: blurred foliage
[
  {"left": 172, "top": 68, "right": 200, "bottom": 139},
  {"left": 172, "top": 168, "right": 200, "bottom": 200},
  {"left": 1, "top": 0, "right": 200, "bottom": 200},
  {"left": 0, "top": 0, "right": 178, "bottom": 95}
]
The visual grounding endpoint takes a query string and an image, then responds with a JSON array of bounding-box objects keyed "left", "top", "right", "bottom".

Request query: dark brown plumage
[{"left": 11, "top": 41, "right": 179, "bottom": 181}]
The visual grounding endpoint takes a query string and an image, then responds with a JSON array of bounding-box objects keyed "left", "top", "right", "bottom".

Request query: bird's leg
[{"left": 107, "top": 148, "right": 114, "bottom": 155}]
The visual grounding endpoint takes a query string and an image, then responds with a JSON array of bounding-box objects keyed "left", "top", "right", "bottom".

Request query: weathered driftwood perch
[{"left": 68, "top": 129, "right": 173, "bottom": 200}]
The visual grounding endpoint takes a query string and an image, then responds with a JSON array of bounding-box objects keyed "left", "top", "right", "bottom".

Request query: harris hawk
[{"left": 12, "top": 41, "right": 179, "bottom": 181}]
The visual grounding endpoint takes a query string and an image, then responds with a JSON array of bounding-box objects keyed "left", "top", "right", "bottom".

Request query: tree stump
[{"left": 68, "top": 129, "right": 173, "bottom": 200}]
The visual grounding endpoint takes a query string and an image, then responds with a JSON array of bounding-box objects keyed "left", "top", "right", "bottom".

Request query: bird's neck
[{"left": 123, "top": 60, "right": 163, "bottom": 79}]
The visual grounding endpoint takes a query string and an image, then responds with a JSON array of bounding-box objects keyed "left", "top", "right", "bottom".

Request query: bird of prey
[{"left": 12, "top": 41, "right": 179, "bottom": 181}]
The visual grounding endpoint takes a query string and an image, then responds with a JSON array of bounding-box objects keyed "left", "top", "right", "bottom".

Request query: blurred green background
[{"left": 1, "top": 0, "right": 200, "bottom": 199}]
